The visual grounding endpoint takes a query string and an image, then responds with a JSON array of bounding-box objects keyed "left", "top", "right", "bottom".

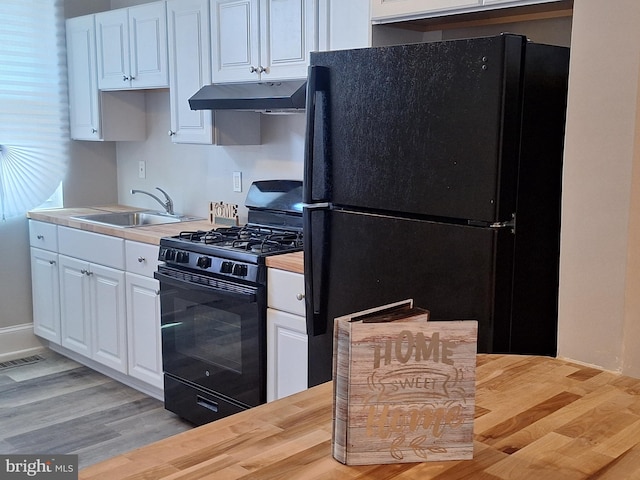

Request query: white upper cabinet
[
  {"left": 66, "top": 15, "right": 147, "bottom": 141},
  {"left": 167, "top": 0, "right": 213, "bottom": 143},
  {"left": 95, "top": 1, "right": 169, "bottom": 90},
  {"left": 66, "top": 15, "right": 101, "bottom": 140},
  {"left": 318, "top": 0, "right": 371, "bottom": 51},
  {"left": 261, "top": 0, "right": 316, "bottom": 80},
  {"left": 167, "top": 0, "right": 260, "bottom": 145},
  {"left": 211, "top": 0, "right": 259, "bottom": 83},
  {"left": 211, "top": 0, "right": 316, "bottom": 83},
  {"left": 371, "top": 0, "right": 564, "bottom": 22},
  {"left": 372, "top": 0, "right": 481, "bottom": 21}
]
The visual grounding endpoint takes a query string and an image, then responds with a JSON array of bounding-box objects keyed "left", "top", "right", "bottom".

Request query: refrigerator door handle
[
  {"left": 490, "top": 213, "right": 516, "bottom": 234},
  {"left": 303, "top": 206, "right": 330, "bottom": 336},
  {"left": 303, "top": 65, "right": 330, "bottom": 204}
]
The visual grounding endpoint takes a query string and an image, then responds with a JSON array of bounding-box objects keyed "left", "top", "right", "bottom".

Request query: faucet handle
[{"left": 155, "top": 187, "right": 174, "bottom": 215}]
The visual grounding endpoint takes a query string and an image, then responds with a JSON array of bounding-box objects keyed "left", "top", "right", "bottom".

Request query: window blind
[{"left": 0, "top": 0, "right": 68, "bottom": 220}]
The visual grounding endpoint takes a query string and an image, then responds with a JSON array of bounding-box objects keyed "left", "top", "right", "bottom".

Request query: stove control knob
[
  {"left": 220, "top": 261, "right": 234, "bottom": 274},
  {"left": 176, "top": 251, "right": 190, "bottom": 263},
  {"left": 163, "top": 248, "right": 176, "bottom": 261},
  {"left": 232, "top": 263, "right": 248, "bottom": 277},
  {"left": 197, "top": 256, "right": 212, "bottom": 269}
]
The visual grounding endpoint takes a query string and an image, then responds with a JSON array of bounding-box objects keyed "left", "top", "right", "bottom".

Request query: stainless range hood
[{"left": 188, "top": 80, "right": 306, "bottom": 112}]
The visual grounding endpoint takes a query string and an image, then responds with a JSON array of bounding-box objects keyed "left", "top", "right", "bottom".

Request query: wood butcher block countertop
[
  {"left": 27, "top": 205, "right": 215, "bottom": 245},
  {"left": 79, "top": 354, "right": 640, "bottom": 479},
  {"left": 266, "top": 251, "right": 304, "bottom": 274}
]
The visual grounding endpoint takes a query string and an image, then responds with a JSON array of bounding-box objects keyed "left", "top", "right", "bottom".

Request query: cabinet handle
[
  {"left": 37, "top": 235, "right": 44, "bottom": 240},
  {"left": 257, "top": 66, "right": 266, "bottom": 74},
  {"left": 168, "top": 130, "right": 176, "bottom": 136},
  {"left": 91, "top": 128, "right": 97, "bottom": 133},
  {"left": 130, "top": 75, "right": 136, "bottom": 80},
  {"left": 296, "top": 293, "right": 304, "bottom": 301},
  {"left": 249, "top": 66, "right": 258, "bottom": 73},
  {"left": 49, "top": 260, "right": 56, "bottom": 265},
  {"left": 155, "top": 290, "right": 160, "bottom": 296},
  {"left": 123, "top": 75, "right": 130, "bottom": 81},
  {"left": 137, "top": 256, "right": 145, "bottom": 263},
  {"left": 80, "top": 269, "right": 87, "bottom": 275}
]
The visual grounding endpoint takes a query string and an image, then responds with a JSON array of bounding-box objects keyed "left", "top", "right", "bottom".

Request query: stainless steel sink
[{"left": 72, "top": 211, "right": 201, "bottom": 228}]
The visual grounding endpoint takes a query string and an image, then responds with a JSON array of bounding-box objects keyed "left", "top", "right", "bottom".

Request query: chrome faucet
[{"left": 131, "top": 187, "right": 175, "bottom": 215}]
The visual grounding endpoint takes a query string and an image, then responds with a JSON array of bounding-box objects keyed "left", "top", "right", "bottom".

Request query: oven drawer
[
  {"left": 164, "top": 375, "right": 246, "bottom": 426},
  {"left": 267, "top": 268, "right": 305, "bottom": 316}
]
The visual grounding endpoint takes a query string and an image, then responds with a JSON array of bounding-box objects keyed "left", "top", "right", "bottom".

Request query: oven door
[{"left": 155, "top": 266, "right": 265, "bottom": 409}]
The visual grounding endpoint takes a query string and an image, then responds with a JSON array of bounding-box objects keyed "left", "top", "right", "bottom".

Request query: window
[{"left": 0, "top": 0, "right": 68, "bottom": 220}]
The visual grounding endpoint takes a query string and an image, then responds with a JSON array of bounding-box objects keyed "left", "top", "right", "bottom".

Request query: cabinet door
[
  {"left": 168, "top": 0, "right": 214, "bottom": 144},
  {"left": 126, "top": 273, "right": 163, "bottom": 389},
  {"left": 260, "top": 0, "right": 316, "bottom": 80},
  {"left": 483, "top": 0, "right": 560, "bottom": 5},
  {"left": 371, "top": 0, "right": 481, "bottom": 21},
  {"left": 66, "top": 15, "right": 101, "bottom": 140},
  {"left": 128, "top": 1, "right": 169, "bottom": 88},
  {"left": 267, "top": 308, "right": 308, "bottom": 401},
  {"left": 211, "top": 0, "right": 260, "bottom": 83},
  {"left": 91, "top": 263, "right": 127, "bottom": 374},
  {"left": 318, "top": 0, "right": 370, "bottom": 51},
  {"left": 59, "top": 255, "right": 92, "bottom": 357},
  {"left": 30, "top": 248, "right": 61, "bottom": 344},
  {"left": 96, "top": 9, "right": 130, "bottom": 90}
]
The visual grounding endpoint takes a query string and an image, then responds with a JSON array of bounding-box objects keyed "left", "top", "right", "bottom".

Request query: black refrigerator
[{"left": 302, "top": 34, "right": 570, "bottom": 387}]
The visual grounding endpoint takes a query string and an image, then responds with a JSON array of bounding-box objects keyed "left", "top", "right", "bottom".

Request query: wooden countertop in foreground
[{"left": 80, "top": 354, "right": 640, "bottom": 479}]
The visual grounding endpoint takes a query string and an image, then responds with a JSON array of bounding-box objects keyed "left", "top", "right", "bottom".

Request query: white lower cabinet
[
  {"left": 29, "top": 222, "right": 164, "bottom": 398},
  {"left": 125, "top": 239, "right": 163, "bottom": 390},
  {"left": 29, "top": 221, "right": 61, "bottom": 344},
  {"left": 267, "top": 268, "right": 308, "bottom": 401},
  {"left": 30, "top": 248, "right": 61, "bottom": 344},
  {"left": 58, "top": 254, "right": 127, "bottom": 373},
  {"left": 126, "top": 273, "right": 162, "bottom": 389},
  {"left": 267, "top": 308, "right": 308, "bottom": 401}
]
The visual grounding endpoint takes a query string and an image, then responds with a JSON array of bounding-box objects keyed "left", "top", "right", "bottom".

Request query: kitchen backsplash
[{"left": 117, "top": 90, "right": 306, "bottom": 225}]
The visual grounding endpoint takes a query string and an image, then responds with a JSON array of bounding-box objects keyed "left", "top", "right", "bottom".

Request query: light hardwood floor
[{"left": 0, "top": 349, "right": 192, "bottom": 469}]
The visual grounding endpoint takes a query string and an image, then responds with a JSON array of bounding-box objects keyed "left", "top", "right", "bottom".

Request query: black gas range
[
  {"left": 157, "top": 223, "right": 303, "bottom": 284},
  {"left": 155, "top": 180, "right": 303, "bottom": 425}
]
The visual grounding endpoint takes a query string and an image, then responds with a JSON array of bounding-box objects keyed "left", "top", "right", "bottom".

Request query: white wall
[
  {"left": 0, "top": 0, "right": 118, "bottom": 343},
  {"left": 116, "top": 90, "right": 305, "bottom": 223},
  {"left": 0, "top": 218, "right": 32, "bottom": 329},
  {"left": 557, "top": 0, "right": 640, "bottom": 376}
]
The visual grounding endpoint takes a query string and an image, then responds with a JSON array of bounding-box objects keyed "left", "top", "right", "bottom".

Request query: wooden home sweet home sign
[{"left": 332, "top": 300, "right": 478, "bottom": 465}]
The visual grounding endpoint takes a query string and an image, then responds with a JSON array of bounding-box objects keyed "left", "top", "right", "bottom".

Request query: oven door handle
[{"left": 154, "top": 271, "right": 257, "bottom": 303}]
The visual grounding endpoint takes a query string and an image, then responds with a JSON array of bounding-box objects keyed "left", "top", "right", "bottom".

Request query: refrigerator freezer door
[
  {"left": 304, "top": 207, "right": 513, "bottom": 387},
  {"left": 305, "top": 35, "right": 527, "bottom": 224}
]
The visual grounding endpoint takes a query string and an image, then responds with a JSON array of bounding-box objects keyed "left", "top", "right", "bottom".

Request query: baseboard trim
[
  {"left": 0, "top": 324, "right": 46, "bottom": 363},
  {"left": 49, "top": 343, "right": 164, "bottom": 401}
]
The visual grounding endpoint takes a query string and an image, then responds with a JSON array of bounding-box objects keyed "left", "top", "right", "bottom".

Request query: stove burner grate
[{"left": 174, "top": 225, "right": 302, "bottom": 254}]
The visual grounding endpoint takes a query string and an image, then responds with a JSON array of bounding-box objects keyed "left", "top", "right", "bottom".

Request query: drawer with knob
[
  {"left": 29, "top": 220, "right": 58, "bottom": 252},
  {"left": 267, "top": 268, "right": 305, "bottom": 317},
  {"left": 125, "top": 240, "right": 160, "bottom": 277}
]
